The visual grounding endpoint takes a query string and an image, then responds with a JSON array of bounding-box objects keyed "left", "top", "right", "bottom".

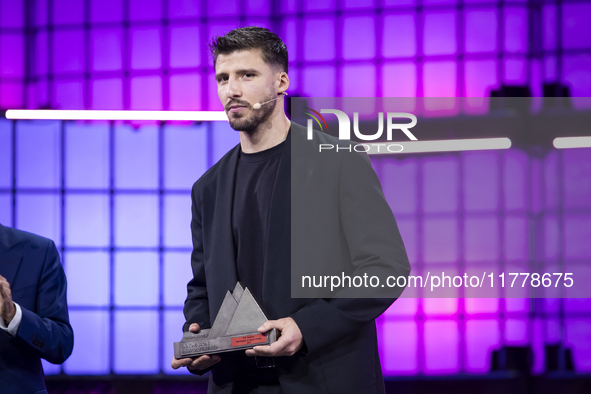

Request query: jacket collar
[
  {"left": 0, "top": 223, "right": 13, "bottom": 252},
  {"left": 261, "top": 123, "right": 293, "bottom": 313},
  {"left": 208, "top": 142, "right": 240, "bottom": 292}
]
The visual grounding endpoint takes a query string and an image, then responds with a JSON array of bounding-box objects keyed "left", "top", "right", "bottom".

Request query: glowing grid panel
[
  {"left": 66, "top": 251, "right": 110, "bottom": 306},
  {"left": 115, "top": 252, "right": 159, "bottom": 306},
  {"left": 63, "top": 311, "right": 110, "bottom": 375},
  {"left": 164, "top": 251, "right": 193, "bottom": 307},
  {"left": 16, "top": 121, "right": 60, "bottom": 189},
  {"left": 65, "top": 194, "right": 110, "bottom": 247},
  {"left": 16, "top": 193, "right": 61, "bottom": 244},
  {"left": 0, "top": 119, "right": 11, "bottom": 188},
  {"left": 114, "top": 311, "right": 159, "bottom": 374},
  {"left": 65, "top": 123, "right": 110, "bottom": 189}
]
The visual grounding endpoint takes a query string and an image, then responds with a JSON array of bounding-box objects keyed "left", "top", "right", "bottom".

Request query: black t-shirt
[
  {"left": 231, "top": 139, "right": 286, "bottom": 378},
  {"left": 232, "top": 139, "right": 286, "bottom": 306}
]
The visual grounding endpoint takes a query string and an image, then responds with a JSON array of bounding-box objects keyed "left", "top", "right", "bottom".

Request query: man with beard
[{"left": 172, "top": 27, "right": 410, "bottom": 394}]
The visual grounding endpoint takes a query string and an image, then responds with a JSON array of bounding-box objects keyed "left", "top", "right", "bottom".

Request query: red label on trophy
[
  {"left": 230, "top": 333, "right": 267, "bottom": 347},
  {"left": 174, "top": 283, "right": 277, "bottom": 359}
]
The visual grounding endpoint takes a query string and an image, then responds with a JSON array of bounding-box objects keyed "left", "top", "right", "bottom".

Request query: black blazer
[
  {"left": 183, "top": 122, "right": 410, "bottom": 393},
  {"left": 0, "top": 224, "right": 73, "bottom": 394}
]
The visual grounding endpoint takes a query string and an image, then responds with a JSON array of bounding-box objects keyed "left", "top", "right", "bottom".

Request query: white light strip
[
  {"left": 3, "top": 111, "right": 513, "bottom": 154},
  {"left": 366, "top": 138, "right": 512, "bottom": 154},
  {"left": 5, "top": 109, "right": 228, "bottom": 121},
  {"left": 553, "top": 136, "right": 591, "bottom": 149}
]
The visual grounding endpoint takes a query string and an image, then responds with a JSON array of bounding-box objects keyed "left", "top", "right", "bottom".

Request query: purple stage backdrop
[
  {"left": 1, "top": 0, "right": 591, "bottom": 110},
  {"left": 0, "top": 0, "right": 590, "bottom": 378}
]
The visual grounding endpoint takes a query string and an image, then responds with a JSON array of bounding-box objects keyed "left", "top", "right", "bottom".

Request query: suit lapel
[
  {"left": 207, "top": 147, "right": 239, "bottom": 312},
  {"left": 0, "top": 224, "right": 22, "bottom": 286},
  {"left": 262, "top": 125, "right": 293, "bottom": 317}
]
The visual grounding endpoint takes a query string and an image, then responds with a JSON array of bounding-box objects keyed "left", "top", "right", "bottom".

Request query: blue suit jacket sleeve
[{"left": 14, "top": 239, "right": 74, "bottom": 364}]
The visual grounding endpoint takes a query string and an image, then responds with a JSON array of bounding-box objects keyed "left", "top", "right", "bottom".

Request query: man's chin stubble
[
  {"left": 228, "top": 115, "right": 258, "bottom": 134},
  {"left": 227, "top": 102, "right": 275, "bottom": 134}
]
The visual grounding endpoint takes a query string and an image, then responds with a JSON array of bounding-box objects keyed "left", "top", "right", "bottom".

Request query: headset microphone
[{"left": 253, "top": 92, "right": 288, "bottom": 110}]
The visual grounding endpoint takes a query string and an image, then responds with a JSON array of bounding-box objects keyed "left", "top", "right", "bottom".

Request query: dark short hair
[{"left": 208, "top": 26, "right": 288, "bottom": 73}]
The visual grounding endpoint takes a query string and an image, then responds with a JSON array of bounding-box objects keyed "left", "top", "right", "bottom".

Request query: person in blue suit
[{"left": 0, "top": 223, "right": 74, "bottom": 394}]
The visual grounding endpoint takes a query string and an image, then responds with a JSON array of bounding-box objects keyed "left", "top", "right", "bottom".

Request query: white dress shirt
[{"left": 0, "top": 302, "right": 22, "bottom": 336}]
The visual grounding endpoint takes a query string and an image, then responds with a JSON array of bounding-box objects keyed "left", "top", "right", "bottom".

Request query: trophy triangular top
[{"left": 174, "top": 282, "right": 277, "bottom": 359}]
